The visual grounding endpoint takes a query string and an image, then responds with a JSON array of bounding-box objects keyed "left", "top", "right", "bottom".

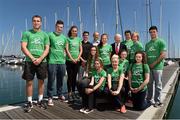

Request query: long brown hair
[
  {"left": 87, "top": 46, "right": 99, "bottom": 72},
  {"left": 94, "top": 57, "right": 104, "bottom": 69},
  {"left": 98, "top": 33, "right": 108, "bottom": 48},
  {"left": 67, "top": 25, "right": 78, "bottom": 37},
  {"left": 135, "top": 51, "right": 147, "bottom": 64}
]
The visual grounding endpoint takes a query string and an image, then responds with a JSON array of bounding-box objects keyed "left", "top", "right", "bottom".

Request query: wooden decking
[{"left": 0, "top": 64, "right": 179, "bottom": 119}]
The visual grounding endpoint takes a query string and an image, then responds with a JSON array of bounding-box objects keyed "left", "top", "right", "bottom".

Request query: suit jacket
[{"left": 111, "top": 42, "right": 127, "bottom": 56}]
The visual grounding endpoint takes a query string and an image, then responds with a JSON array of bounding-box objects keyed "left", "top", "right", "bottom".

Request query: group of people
[{"left": 21, "top": 15, "right": 166, "bottom": 114}]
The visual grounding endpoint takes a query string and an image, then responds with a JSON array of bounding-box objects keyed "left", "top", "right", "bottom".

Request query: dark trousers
[
  {"left": 66, "top": 60, "right": 80, "bottom": 93},
  {"left": 111, "top": 84, "right": 126, "bottom": 108},
  {"left": 82, "top": 90, "right": 106, "bottom": 109},
  {"left": 132, "top": 90, "right": 149, "bottom": 110},
  {"left": 47, "top": 64, "right": 66, "bottom": 98},
  {"left": 76, "top": 77, "right": 91, "bottom": 96}
]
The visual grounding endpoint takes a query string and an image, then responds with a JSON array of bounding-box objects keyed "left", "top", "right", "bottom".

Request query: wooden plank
[
  {"left": 13, "top": 108, "right": 35, "bottom": 119},
  {"left": 0, "top": 112, "right": 11, "bottom": 119},
  {"left": 33, "top": 105, "right": 59, "bottom": 119},
  {"left": 5, "top": 109, "right": 22, "bottom": 119}
]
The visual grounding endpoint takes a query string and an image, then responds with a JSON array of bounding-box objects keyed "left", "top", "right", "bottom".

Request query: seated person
[
  {"left": 77, "top": 46, "right": 99, "bottom": 96},
  {"left": 107, "top": 55, "right": 126, "bottom": 113},
  {"left": 80, "top": 57, "right": 106, "bottom": 114}
]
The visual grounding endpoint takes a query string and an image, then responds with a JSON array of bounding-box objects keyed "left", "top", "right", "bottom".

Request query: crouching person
[
  {"left": 80, "top": 57, "right": 106, "bottom": 114},
  {"left": 107, "top": 55, "right": 126, "bottom": 113},
  {"left": 128, "top": 51, "right": 150, "bottom": 110}
]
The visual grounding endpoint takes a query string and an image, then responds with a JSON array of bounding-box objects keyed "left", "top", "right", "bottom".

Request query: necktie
[{"left": 116, "top": 43, "right": 119, "bottom": 54}]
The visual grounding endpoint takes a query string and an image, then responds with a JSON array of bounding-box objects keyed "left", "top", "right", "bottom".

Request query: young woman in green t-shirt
[
  {"left": 98, "top": 33, "right": 112, "bottom": 71},
  {"left": 66, "top": 26, "right": 83, "bottom": 102},
  {"left": 128, "top": 51, "right": 150, "bottom": 110},
  {"left": 129, "top": 32, "right": 143, "bottom": 63},
  {"left": 79, "top": 58, "right": 106, "bottom": 114},
  {"left": 107, "top": 55, "right": 126, "bottom": 113}
]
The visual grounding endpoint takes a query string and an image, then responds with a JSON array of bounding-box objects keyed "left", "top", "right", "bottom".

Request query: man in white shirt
[{"left": 92, "top": 32, "right": 100, "bottom": 46}]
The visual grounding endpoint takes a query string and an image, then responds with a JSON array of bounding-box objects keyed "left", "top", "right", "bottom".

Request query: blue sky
[{"left": 0, "top": 0, "right": 179, "bottom": 57}]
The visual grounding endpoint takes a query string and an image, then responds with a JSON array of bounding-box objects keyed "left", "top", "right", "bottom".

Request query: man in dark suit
[{"left": 111, "top": 34, "right": 127, "bottom": 56}]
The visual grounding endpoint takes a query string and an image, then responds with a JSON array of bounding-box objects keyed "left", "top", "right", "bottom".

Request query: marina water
[{"left": 0, "top": 64, "right": 67, "bottom": 105}]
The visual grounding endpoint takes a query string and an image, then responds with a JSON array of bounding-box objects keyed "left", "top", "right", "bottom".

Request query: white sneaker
[
  {"left": 79, "top": 108, "right": 86, "bottom": 113},
  {"left": 83, "top": 109, "right": 94, "bottom": 114},
  {"left": 48, "top": 98, "right": 54, "bottom": 106}
]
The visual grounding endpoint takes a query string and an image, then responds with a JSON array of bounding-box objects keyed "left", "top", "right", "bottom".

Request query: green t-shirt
[
  {"left": 145, "top": 38, "right": 166, "bottom": 70},
  {"left": 21, "top": 29, "right": 49, "bottom": 62},
  {"left": 66, "top": 37, "right": 82, "bottom": 61},
  {"left": 107, "top": 66, "right": 124, "bottom": 88},
  {"left": 119, "top": 59, "right": 129, "bottom": 74},
  {"left": 129, "top": 41, "right": 144, "bottom": 63},
  {"left": 98, "top": 44, "right": 112, "bottom": 65},
  {"left": 128, "top": 63, "right": 150, "bottom": 91},
  {"left": 121, "top": 39, "right": 133, "bottom": 60},
  {"left": 121, "top": 39, "right": 134, "bottom": 50},
  {"left": 48, "top": 32, "right": 67, "bottom": 64},
  {"left": 92, "top": 69, "right": 107, "bottom": 91}
]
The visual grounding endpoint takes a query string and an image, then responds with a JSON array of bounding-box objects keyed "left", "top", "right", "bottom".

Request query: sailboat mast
[
  {"left": 55, "top": 12, "right": 57, "bottom": 24},
  {"left": 94, "top": 0, "right": 97, "bottom": 32},
  {"left": 117, "top": 0, "right": 124, "bottom": 40},
  {"left": 44, "top": 16, "right": 47, "bottom": 31},
  {"left": 149, "top": 0, "right": 153, "bottom": 26},
  {"left": 25, "top": 18, "right": 28, "bottom": 31},
  {"left": 1, "top": 34, "right": 4, "bottom": 58},
  {"left": 134, "top": 10, "right": 137, "bottom": 31},
  {"left": 168, "top": 22, "right": 171, "bottom": 58},
  {"left": 159, "top": 0, "right": 162, "bottom": 37},
  {"left": 102, "top": 23, "right": 104, "bottom": 33},
  {"left": 78, "top": 6, "right": 83, "bottom": 36},
  {"left": 115, "top": 0, "right": 119, "bottom": 33},
  {"left": 67, "top": 5, "right": 70, "bottom": 32},
  {"left": 11, "top": 27, "right": 15, "bottom": 55},
  {"left": 146, "top": 0, "right": 150, "bottom": 42}
]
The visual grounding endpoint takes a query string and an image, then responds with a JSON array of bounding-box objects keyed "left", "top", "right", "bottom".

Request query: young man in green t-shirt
[
  {"left": 145, "top": 26, "right": 166, "bottom": 107},
  {"left": 121, "top": 30, "right": 134, "bottom": 60},
  {"left": 47, "top": 20, "right": 67, "bottom": 106},
  {"left": 21, "top": 15, "right": 50, "bottom": 112}
]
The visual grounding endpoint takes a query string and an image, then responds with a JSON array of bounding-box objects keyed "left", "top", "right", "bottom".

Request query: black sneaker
[
  {"left": 71, "top": 93, "right": 76, "bottom": 100},
  {"left": 154, "top": 102, "right": 163, "bottom": 107},
  {"left": 75, "top": 93, "right": 80, "bottom": 99},
  {"left": 68, "top": 95, "right": 74, "bottom": 102},
  {"left": 23, "top": 102, "right": 33, "bottom": 113},
  {"left": 37, "top": 100, "right": 47, "bottom": 109}
]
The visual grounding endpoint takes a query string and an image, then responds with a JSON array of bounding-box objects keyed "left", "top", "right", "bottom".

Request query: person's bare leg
[
  {"left": 26, "top": 80, "right": 33, "bottom": 103},
  {"left": 38, "top": 79, "right": 44, "bottom": 102}
]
